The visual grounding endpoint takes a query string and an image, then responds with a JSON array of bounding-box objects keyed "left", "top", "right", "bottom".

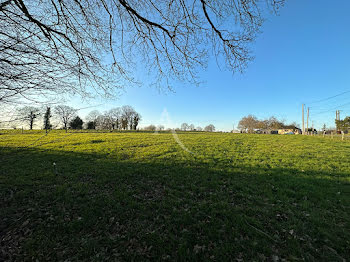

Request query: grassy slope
[{"left": 0, "top": 131, "right": 349, "bottom": 261}]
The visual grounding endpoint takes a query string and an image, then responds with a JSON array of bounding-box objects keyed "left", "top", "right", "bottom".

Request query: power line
[
  {"left": 312, "top": 101, "right": 350, "bottom": 116},
  {"left": 75, "top": 104, "right": 104, "bottom": 111},
  {"left": 307, "top": 90, "right": 350, "bottom": 105}
]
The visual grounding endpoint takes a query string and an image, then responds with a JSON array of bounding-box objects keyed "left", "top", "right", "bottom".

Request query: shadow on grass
[{"left": 0, "top": 147, "right": 349, "bottom": 261}]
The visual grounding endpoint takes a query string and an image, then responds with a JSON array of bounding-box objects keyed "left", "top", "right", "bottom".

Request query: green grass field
[{"left": 1, "top": 130, "right": 349, "bottom": 261}]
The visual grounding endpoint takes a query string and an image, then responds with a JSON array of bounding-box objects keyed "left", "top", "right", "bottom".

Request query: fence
[{"left": 313, "top": 132, "right": 350, "bottom": 141}]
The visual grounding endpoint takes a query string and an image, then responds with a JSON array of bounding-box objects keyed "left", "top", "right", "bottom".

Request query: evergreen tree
[
  {"left": 70, "top": 116, "right": 84, "bottom": 130},
  {"left": 43, "top": 107, "right": 52, "bottom": 133},
  {"left": 87, "top": 121, "right": 96, "bottom": 130}
]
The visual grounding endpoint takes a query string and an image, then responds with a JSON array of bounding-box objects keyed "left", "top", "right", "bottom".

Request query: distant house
[
  {"left": 278, "top": 129, "right": 294, "bottom": 135},
  {"left": 245, "top": 126, "right": 302, "bottom": 135},
  {"left": 306, "top": 128, "right": 318, "bottom": 134},
  {"left": 254, "top": 129, "right": 278, "bottom": 134},
  {"left": 278, "top": 126, "right": 302, "bottom": 135}
]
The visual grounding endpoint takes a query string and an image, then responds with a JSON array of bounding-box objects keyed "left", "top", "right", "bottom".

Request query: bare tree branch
[{"left": 0, "top": 0, "right": 285, "bottom": 104}]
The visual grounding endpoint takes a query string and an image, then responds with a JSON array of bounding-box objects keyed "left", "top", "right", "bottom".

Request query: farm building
[
  {"left": 278, "top": 126, "right": 302, "bottom": 135},
  {"left": 241, "top": 127, "right": 302, "bottom": 135},
  {"left": 254, "top": 129, "right": 279, "bottom": 134},
  {"left": 278, "top": 129, "right": 295, "bottom": 135}
]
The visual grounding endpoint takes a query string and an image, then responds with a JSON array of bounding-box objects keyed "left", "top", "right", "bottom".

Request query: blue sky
[{"left": 72, "top": 0, "right": 350, "bottom": 131}]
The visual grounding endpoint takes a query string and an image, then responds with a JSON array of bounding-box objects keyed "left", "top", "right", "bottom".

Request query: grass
[{"left": 0, "top": 130, "right": 349, "bottom": 261}]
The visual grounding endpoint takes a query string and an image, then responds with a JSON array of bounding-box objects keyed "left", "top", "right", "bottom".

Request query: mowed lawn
[{"left": 1, "top": 131, "right": 349, "bottom": 261}]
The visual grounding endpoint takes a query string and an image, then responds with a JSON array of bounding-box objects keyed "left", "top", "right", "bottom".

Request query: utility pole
[
  {"left": 302, "top": 104, "right": 305, "bottom": 135},
  {"left": 307, "top": 107, "right": 309, "bottom": 135},
  {"left": 336, "top": 110, "right": 338, "bottom": 122},
  {"left": 337, "top": 110, "right": 340, "bottom": 121}
]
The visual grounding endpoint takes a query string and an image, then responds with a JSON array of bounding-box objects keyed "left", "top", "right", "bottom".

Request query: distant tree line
[
  {"left": 85, "top": 106, "right": 141, "bottom": 131},
  {"left": 15, "top": 105, "right": 141, "bottom": 131},
  {"left": 14, "top": 105, "right": 218, "bottom": 132},
  {"left": 238, "top": 115, "right": 299, "bottom": 133},
  {"left": 179, "top": 123, "right": 215, "bottom": 132},
  {"left": 141, "top": 123, "right": 215, "bottom": 132}
]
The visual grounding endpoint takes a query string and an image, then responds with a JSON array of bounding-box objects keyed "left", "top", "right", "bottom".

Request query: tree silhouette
[
  {"left": 55, "top": 105, "right": 76, "bottom": 132},
  {"left": 181, "top": 123, "right": 189, "bottom": 131},
  {"left": 43, "top": 107, "right": 52, "bottom": 133},
  {"left": 69, "top": 116, "right": 83, "bottom": 130},
  {"left": 86, "top": 121, "right": 96, "bottom": 130},
  {"left": 204, "top": 124, "right": 215, "bottom": 132},
  {"left": 18, "top": 106, "right": 40, "bottom": 130}
]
